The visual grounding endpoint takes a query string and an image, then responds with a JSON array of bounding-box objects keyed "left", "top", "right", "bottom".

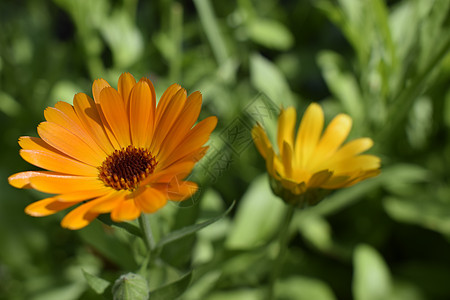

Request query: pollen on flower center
[{"left": 98, "top": 146, "right": 158, "bottom": 191}]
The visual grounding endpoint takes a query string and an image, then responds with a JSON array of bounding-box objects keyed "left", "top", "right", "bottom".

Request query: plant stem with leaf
[{"left": 266, "top": 204, "right": 296, "bottom": 300}]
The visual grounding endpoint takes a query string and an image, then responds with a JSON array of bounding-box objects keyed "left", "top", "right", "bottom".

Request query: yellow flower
[
  {"left": 9, "top": 73, "right": 217, "bottom": 229},
  {"left": 252, "top": 103, "right": 380, "bottom": 207}
]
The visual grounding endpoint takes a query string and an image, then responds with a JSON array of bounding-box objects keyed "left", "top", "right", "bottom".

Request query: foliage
[{"left": 0, "top": 0, "right": 449, "bottom": 299}]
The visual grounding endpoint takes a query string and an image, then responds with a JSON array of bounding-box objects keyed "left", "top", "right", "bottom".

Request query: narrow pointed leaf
[
  {"left": 82, "top": 269, "right": 111, "bottom": 294},
  {"left": 149, "top": 272, "right": 192, "bottom": 300},
  {"left": 156, "top": 201, "right": 235, "bottom": 249}
]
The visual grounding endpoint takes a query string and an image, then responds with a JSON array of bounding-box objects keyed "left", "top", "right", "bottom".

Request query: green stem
[
  {"left": 139, "top": 214, "right": 156, "bottom": 252},
  {"left": 266, "top": 204, "right": 296, "bottom": 300}
]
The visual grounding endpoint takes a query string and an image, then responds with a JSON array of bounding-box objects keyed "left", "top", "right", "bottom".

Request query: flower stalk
[{"left": 266, "top": 204, "right": 296, "bottom": 300}]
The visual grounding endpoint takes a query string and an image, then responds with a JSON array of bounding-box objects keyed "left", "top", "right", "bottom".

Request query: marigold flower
[
  {"left": 252, "top": 103, "right": 380, "bottom": 207},
  {"left": 9, "top": 73, "right": 217, "bottom": 229}
]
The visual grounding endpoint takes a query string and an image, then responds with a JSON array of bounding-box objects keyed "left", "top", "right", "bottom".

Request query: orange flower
[
  {"left": 9, "top": 73, "right": 217, "bottom": 229},
  {"left": 252, "top": 103, "right": 380, "bottom": 207}
]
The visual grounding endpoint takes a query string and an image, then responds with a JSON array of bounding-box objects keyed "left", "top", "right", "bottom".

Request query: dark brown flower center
[{"left": 98, "top": 146, "right": 157, "bottom": 191}]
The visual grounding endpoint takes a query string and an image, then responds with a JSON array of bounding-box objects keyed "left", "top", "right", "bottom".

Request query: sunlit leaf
[
  {"left": 112, "top": 273, "right": 149, "bottom": 300},
  {"left": 275, "top": 276, "right": 337, "bottom": 300},
  {"left": 149, "top": 272, "right": 192, "bottom": 300},
  {"left": 82, "top": 269, "right": 110, "bottom": 294},
  {"left": 247, "top": 18, "right": 294, "bottom": 50},
  {"left": 226, "top": 174, "right": 285, "bottom": 249},
  {"left": 353, "top": 244, "right": 392, "bottom": 300}
]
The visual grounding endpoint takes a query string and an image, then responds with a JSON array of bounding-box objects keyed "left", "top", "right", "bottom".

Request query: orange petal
[
  {"left": 44, "top": 106, "right": 107, "bottom": 157},
  {"left": 277, "top": 107, "right": 296, "bottom": 156},
  {"left": 168, "top": 146, "right": 209, "bottom": 166},
  {"left": 166, "top": 180, "right": 198, "bottom": 201},
  {"left": 163, "top": 116, "right": 217, "bottom": 166},
  {"left": 25, "top": 197, "right": 78, "bottom": 217},
  {"left": 155, "top": 83, "right": 182, "bottom": 125},
  {"left": 133, "top": 186, "right": 167, "bottom": 213},
  {"left": 92, "top": 78, "right": 111, "bottom": 104},
  {"left": 89, "top": 190, "right": 128, "bottom": 213},
  {"left": 60, "top": 200, "right": 101, "bottom": 230},
  {"left": 55, "top": 187, "right": 111, "bottom": 202},
  {"left": 138, "top": 77, "right": 157, "bottom": 148},
  {"left": 295, "top": 103, "right": 324, "bottom": 168},
  {"left": 9, "top": 170, "right": 60, "bottom": 189},
  {"left": 142, "top": 161, "right": 196, "bottom": 185},
  {"left": 129, "top": 81, "right": 154, "bottom": 148},
  {"left": 20, "top": 149, "right": 98, "bottom": 176},
  {"left": 110, "top": 199, "right": 141, "bottom": 222},
  {"left": 19, "top": 136, "right": 64, "bottom": 154},
  {"left": 38, "top": 122, "right": 105, "bottom": 166},
  {"left": 53, "top": 101, "right": 84, "bottom": 128},
  {"left": 118, "top": 72, "right": 136, "bottom": 108},
  {"left": 73, "top": 93, "right": 117, "bottom": 153},
  {"left": 29, "top": 174, "right": 104, "bottom": 194},
  {"left": 158, "top": 91, "right": 202, "bottom": 162},
  {"left": 152, "top": 88, "right": 187, "bottom": 155},
  {"left": 99, "top": 87, "right": 131, "bottom": 148}
]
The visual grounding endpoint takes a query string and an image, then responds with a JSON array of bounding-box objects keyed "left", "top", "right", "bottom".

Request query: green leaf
[
  {"left": 149, "top": 272, "right": 192, "bottom": 300},
  {"left": 317, "top": 51, "right": 365, "bottom": 126},
  {"left": 250, "top": 53, "right": 294, "bottom": 106},
  {"left": 384, "top": 196, "right": 450, "bottom": 236},
  {"left": 82, "top": 269, "right": 111, "bottom": 294},
  {"left": 156, "top": 201, "right": 235, "bottom": 249},
  {"left": 226, "top": 174, "right": 285, "bottom": 249},
  {"left": 297, "top": 213, "right": 332, "bottom": 251},
  {"left": 353, "top": 244, "right": 392, "bottom": 300},
  {"left": 97, "top": 214, "right": 143, "bottom": 238},
  {"left": 112, "top": 273, "right": 149, "bottom": 300},
  {"left": 275, "top": 276, "right": 337, "bottom": 300},
  {"left": 78, "top": 221, "right": 138, "bottom": 270},
  {"left": 247, "top": 19, "right": 294, "bottom": 50}
]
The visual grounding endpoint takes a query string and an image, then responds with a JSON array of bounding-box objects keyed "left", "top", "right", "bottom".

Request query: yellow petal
[
  {"left": 277, "top": 107, "right": 296, "bottom": 156},
  {"left": 307, "top": 170, "right": 333, "bottom": 188},
  {"left": 295, "top": 103, "right": 324, "bottom": 168},
  {"left": 309, "top": 114, "right": 352, "bottom": 170},
  {"left": 251, "top": 124, "right": 272, "bottom": 159},
  {"left": 281, "top": 141, "right": 293, "bottom": 178}
]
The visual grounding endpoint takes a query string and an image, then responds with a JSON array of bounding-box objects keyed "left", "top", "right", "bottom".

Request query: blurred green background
[{"left": 1, "top": 0, "right": 449, "bottom": 299}]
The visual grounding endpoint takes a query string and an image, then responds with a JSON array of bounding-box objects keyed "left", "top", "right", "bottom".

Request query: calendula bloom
[
  {"left": 8, "top": 73, "right": 217, "bottom": 229},
  {"left": 252, "top": 103, "right": 380, "bottom": 207}
]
